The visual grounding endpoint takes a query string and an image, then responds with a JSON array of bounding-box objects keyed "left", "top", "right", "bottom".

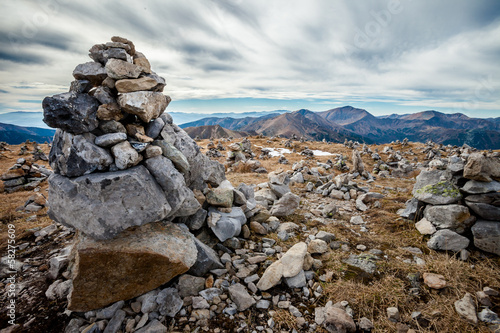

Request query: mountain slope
[
  {"left": 0, "top": 122, "right": 55, "bottom": 144},
  {"left": 183, "top": 125, "right": 252, "bottom": 140}
]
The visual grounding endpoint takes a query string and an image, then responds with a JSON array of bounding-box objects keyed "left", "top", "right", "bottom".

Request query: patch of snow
[{"left": 311, "top": 150, "right": 334, "bottom": 156}]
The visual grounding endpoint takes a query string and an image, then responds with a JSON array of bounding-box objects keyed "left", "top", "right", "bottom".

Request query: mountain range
[
  {"left": 181, "top": 106, "right": 500, "bottom": 149},
  {"left": 0, "top": 122, "right": 55, "bottom": 145}
]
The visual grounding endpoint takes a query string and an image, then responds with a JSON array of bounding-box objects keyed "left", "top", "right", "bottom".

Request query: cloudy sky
[{"left": 1, "top": 0, "right": 499, "bottom": 118}]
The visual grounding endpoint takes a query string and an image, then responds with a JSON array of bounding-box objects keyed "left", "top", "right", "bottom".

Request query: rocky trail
[{"left": 0, "top": 37, "right": 499, "bottom": 333}]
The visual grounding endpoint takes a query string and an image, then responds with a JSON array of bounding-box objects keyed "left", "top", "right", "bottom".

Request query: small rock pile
[
  {"left": 0, "top": 158, "right": 52, "bottom": 193},
  {"left": 400, "top": 152, "right": 500, "bottom": 255}
]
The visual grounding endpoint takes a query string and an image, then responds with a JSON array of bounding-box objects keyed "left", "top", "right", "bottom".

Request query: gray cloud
[{"left": 0, "top": 0, "right": 498, "bottom": 115}]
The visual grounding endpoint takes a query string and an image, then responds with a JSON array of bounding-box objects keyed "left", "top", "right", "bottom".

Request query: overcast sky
[{"left": 1, "top": 0, "right": 499, "bottom": 117}]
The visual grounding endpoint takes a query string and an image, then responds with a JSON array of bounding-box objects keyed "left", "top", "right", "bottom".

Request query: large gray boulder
[
  {"left": 144, "top": 156, "right": 200, "bottom": 217},
  {"left": 48, "top": 166, "right": 171, "bottom": 240},
  {"left": 424, "top": 205, "right": 472, "bottom": 234},
  {"left": 42, "top": 92, "right": 100, "bottom": 134},
  {"left": 49, "top": 129, "right": 113, "bottom": 177},
  {"left": 472, "top": 221, "right": 500, "bottom": 256},
  {"left": 465, "top": 193, "right": 500, "bottom": 221},
  {"left": 208, "top": 207, "right": 246, "bottom": 242}
]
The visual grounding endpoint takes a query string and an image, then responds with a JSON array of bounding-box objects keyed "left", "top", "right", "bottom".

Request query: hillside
[
  {"left": 183, "top": 124, "right": 252, "bottom": 139},
  {"left": 181, "top": 106, "right": 500, "bottom": 149},
  {"left": 0, "top": 122, "right": 55, "bottom": 144}
]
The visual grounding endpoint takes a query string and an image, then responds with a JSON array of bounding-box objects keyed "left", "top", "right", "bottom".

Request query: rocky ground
[{"left": 0, "top": 137, "right": 499, "bottom": 333}]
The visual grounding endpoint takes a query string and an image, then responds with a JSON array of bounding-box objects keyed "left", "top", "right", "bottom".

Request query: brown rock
[
  {"left": 111, "top": 36, "right": 135, "bottom": 56},
  {"left": 464, "top": 153, "right": 500, "bottom": 182},
  {"left": 1, "top": 168, "right": 25, "bottom": 180},
  {"left": 115, "top": 77, "right": 158, "bottom": 93},
  {"left": 205, "top": 275, "right": 214, "bottom": 289},
  {"left": 97, "top": 103, "right": 123, "bottom": 121},
  {"left": 126, "top": 124, "right": 153, "bottom": 143},
  {"left": 423, "top": 272, "right": 447, "bottom": 289},
  {"left": 118, "top": 91, "right": 169, "bottom": 123},
  {"left": 68, "top": 222, "right": 197, "bottom": 312},
  {"left": 133, "top": 52, "right": 151, "bottom": 73},
  {"left": 323, "top": 307, "right": 356, "bottom": 333},
  {"left": 101, "top": 77, "right": 116, "bottom": 90},
  {"left": 105, "top": 59, "right": 142, "bottom": 80},
  {"left": 193, "top": 189, "right": 206, "bottom": 205},
  {"left": 249, "top": 221, "right": 268, "bottom": 235}
]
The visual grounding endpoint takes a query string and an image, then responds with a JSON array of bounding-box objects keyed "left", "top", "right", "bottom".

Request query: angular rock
[
  {"left": 103, "top": 309, "right": 126, "bottom": 333},
  {"left": 308, "top": 239, "right": 328, "bottom": 254},
  {"left": 178, "top": 208, "right": 207, "bottom": 231},
  {"left": 463, "top": 153, "right": 500, "bottom": 182},
  {"left": 472, "top": 220, "right": 500, "bottom": 255},
  {"left": 156, "top": 288, "right": 183, "bottom": 317},
  {"left": 415, "top": 218, "right": 437, "bottom": 235},
  {"left": 424, "top": 205, "right": 471, "bottom": 234},
  {"left": 423, "top": 272, "right": 446, "bottom": 289},
  {"left": 188, "top": 237, "right": 224, "bottom": 276},
  {"left": 153, "top": 140, "right": 190, "bottom": 174},
  {"left": 323, "top": 306, "right": 356, "bottom": 333},
  {"left": 208, "top": 207, "right": 246, "bottom": 242},
  {"left": 115, "top": 77, "right": 160, "bottom": 93},
  {"left": 135, "top": 320, "right": 168, "bottom": 333},
  {"left": 343, "top": 254, "right": 378, "bottom": 274},
  {"left": 412, "top": 169, "right": 451, "bottom": 195},
  {"left": 118, "top": 91, "right": 169, "bottom": 123},
  {"left": 72, "top": 61, "right": 107, "bottom": 86},
  {"left": 454, "top": 293, "right": 477, "bottom": 324},
  {"left": 111, "top": 141, "right": 142, "bottom": 170},
  {"left": 229, "top": 283, "right": 255, "bottom": 311},
  {"left": 93, "top": 86, "right": 115, "bottom": 105},
  {"left": 256, "top": 260, "right": 283, "bottom": 291},
  {"left": 69, "top": 222, "right": 197, "bottom": 311},
  {"left": 69, "top": 79, "right": 92, "bottom": 93},
  {"left": 95, "top": 132, "right": 127, "bottom": 147},
  {"left": 105, "top": 58, "right": 142, "bottom": 80},
  {"left": 143, "top": 72, "right": 166, "bottom": 92},
  {"left": 97, "top": 103, "right": 123, "bottom": 121},
  {"left": 144, "top": 156, "right": 200, "bottom": 217},
  {"left": 49, "top": 129, "right": 113, "bottom": 177},
  {"left": 177, "top": 275, "right": 206, "bottom": 298},
  {"left": 270, "top": 192, "right": 300, "bottom": 216},
  {"left": 285, "top": 270, "right": 307, "bottom": 288},
  {"left": 281, "top": 242, "right": 308, "bottom": 278},
  {"left": 462, "top": 180, "right": 500, "bottom": 194},
  {"left": 48, "top": 166, "right": 171, "bottom": 240},
  {"left": 427, "top": 229, "right": 470, "bottom": 252},
  {"left": 206, "top": 187, "right": 234, "bottom": 208},
  {"left": 465, "top": 201, "right": 500, "bottom": 221},
  {"left": 99, "top": 120, "right": 126, "bottom": 134},
  {"left": 414, "top": 181, "right": 462, "bottom": 205},
  {"left": 43, "top": 92, "right": 99, "bottom": 134}
]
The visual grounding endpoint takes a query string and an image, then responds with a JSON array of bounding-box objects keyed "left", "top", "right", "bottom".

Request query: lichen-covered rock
[
  {"left": 414, "top": 181, "right": 462, "bottom": 205},
  {"left": 412, "top": 169, "right": 451, "bottom": 196},
  {"left": 68, "top": 222, "right": 197, "bottom": 311},
  {"left": 48, "top": 166, "right": 171, "bottom": 240}
]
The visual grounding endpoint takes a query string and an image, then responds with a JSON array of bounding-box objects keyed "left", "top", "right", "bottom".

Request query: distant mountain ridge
[
  {"left": 183, "top": 125, "right": 252, "bottom": 140},
  {"left": 181, "top": 106, "right": 500, "bottom": 149},
  {"left": 0, "top": 122, "right": 55, "bottom": 144}
]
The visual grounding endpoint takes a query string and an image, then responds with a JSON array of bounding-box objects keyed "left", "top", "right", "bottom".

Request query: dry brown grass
[{"left": 0, "top": 143, "right": 52, "bottom": 248}]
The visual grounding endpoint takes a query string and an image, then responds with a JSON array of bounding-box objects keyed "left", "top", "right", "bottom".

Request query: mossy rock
[{"left": 414, "top": 181, "right": 462, "bottom": 205}]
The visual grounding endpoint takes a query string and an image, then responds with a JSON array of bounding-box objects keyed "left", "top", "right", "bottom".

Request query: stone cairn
[
  {"left": 41, "top": 37, "right": 263, "bottom": 312},
  {"left": 399, "top": 152, "right": 500, "bottom": 256},
  {"left": 0, "top": 157, "right": 52, "bottom": 193}
]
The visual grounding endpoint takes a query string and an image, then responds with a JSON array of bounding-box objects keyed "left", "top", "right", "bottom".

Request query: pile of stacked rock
[
  {"left": 400, "top": 152, "right": 500, "bottom": 256},
  {"left": 41, "top": 37, "right": 264, "bottom": 311},
  {"left": 0, "top": 158, "right": 52, "bottom": 193}
]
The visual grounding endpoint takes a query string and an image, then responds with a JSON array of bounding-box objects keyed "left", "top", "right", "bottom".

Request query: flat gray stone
[
  {"left": 208, "top": 207, "right": 246, "bottom": 242},
  {"left": 95, "top": 132, "right": 127, "bottom": 147},
  {"left": 462, "top": 180, "right": 500, "bottom": 194},
  {"left": 427, "top": 229, "right": 470, "bottom": 252},
  {"left": 472, "top": 220, "right": 500, "bottom": 255},
  {"left": 48, "top": 166, "right": 171, "bottom": 240}
]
